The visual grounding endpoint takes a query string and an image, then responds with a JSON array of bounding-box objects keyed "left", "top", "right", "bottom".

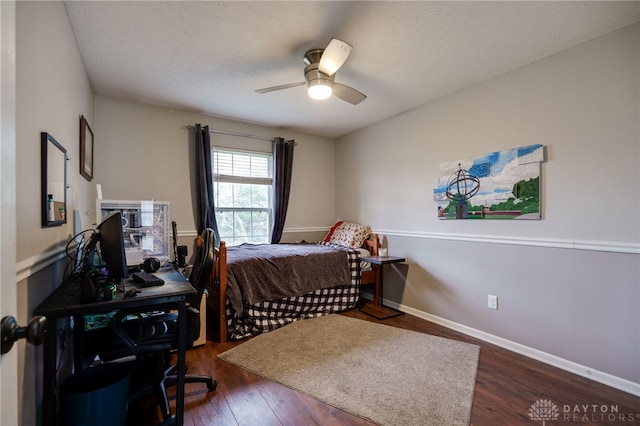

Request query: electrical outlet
[{"left": 488, "top": 294, "right": 498, "bottom": 310}]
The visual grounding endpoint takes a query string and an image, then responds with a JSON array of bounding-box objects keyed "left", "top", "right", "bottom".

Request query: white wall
[
  {"left": 15, "top": 2, "right": 95, "bottom": 424},
  {"left": 94, "top": 96, "right": 337, "bottom": 246},
  {"left": 336, "top": 24, "right": 640, "bottom": 390}
]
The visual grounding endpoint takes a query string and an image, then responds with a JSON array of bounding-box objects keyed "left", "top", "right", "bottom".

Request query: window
[{"left": 213, "top": 148, "right": 272, "bottom": 246}]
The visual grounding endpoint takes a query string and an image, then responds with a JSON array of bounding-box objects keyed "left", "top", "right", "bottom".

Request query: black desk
[
  {"left": 34, "top": 267, "right": 196, "bottom": 426},
  {"left": 359, "top": 255, "right": 406, "bottom": 320}
]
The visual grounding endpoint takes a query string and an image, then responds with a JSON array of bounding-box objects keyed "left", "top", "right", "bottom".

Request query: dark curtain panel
[
  {"left": 270, "top": 137, "right": 295, "bottom": 243},
  {"left": 194, "top": 124, "right": 220, "bottom": 246}
]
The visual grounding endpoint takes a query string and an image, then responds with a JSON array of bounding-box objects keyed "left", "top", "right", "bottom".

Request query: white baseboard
[{"left": 369, "top": 295, "right": 640, "bottom": 397}]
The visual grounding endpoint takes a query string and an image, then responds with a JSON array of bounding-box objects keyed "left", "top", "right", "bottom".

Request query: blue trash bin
[{"left": 59, "top": 362, "right": 132, "bottom": 426}]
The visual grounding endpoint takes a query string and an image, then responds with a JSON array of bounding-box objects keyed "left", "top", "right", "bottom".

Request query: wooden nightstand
[{"left": 359, "top": 255, "right": 405, "bottom": 320}]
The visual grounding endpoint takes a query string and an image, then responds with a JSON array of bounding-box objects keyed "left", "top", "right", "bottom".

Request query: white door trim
[{"left": 1, "top": 1, "right": 19, "bottom": 425}]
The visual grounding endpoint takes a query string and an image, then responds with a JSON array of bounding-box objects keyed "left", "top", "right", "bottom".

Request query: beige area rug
[{"left": 218, "top": 314, "right": 480, "bottom": 426}]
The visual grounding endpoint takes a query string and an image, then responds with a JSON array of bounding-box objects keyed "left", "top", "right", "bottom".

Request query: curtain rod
[{"left": 183, "top": 125, "right": 277, "bottom": 143}]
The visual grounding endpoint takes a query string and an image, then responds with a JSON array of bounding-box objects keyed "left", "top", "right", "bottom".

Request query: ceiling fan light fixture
[
  {"left": 307, "top": 81, "right": 333, "bottom": 100},
  {"left": 256, "top": 38, "right": 365, "bottom": 105}
]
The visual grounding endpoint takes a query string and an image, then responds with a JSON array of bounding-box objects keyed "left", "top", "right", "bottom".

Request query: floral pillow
[
  {"left": 325, "top": 221, "right": 372, "bottom": 248},
  {"left": 322, "top": 220, "right": 344, "bottom": 243}
]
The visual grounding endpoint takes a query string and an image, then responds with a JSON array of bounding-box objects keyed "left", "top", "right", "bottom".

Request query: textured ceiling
[{"left": 64, "top": 1, "right": 640, "bottom": 138}]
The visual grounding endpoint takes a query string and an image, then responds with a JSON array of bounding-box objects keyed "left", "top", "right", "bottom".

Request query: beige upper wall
[
  {"left": 15, "top": 0, "right": 339, "bottom": 264},
  {"left": 16, "top": 1, "right": 95, "bottom": 263},
  {"left": 337, "top": 23, "right": 639, "bottom": 245},
  {"left": 94, "top": 96, "right": 337, "bottom": 240}
]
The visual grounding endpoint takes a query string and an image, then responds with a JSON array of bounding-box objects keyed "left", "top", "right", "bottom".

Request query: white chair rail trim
[
  {"left": 17, "top": 228, "right": 638, "bottom": 282},
  {"left": 17, "top": 244, "right": 66, "bottom": 283},
  {"left": 374, "top": 229, "right": 639, "bottom": 255}
]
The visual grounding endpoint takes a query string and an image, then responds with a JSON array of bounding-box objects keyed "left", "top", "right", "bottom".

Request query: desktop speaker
[{"left": 143, "top": 257, "right": 161, "bottom": 273}]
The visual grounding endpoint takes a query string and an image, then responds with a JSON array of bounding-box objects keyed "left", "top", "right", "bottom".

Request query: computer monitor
[{"left": 96, "top": 212, "right": 129, "bottom": 282}]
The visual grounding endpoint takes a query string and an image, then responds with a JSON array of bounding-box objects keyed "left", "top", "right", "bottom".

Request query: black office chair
[{"left": 97, "top": 228, "right": 217, "bottom": 421}]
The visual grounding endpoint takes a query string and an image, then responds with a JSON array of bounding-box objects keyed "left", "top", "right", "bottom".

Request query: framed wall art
[
  {"left": 433, "top": 144, "right": 545, "bottom": 220},
  {"left": 79, "top": 115, "right": 94, "bottom": 181}
]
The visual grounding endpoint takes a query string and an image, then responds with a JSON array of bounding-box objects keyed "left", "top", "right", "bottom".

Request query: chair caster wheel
[{"left": 156, "top": 414, "right": 176, "bottom": 426}]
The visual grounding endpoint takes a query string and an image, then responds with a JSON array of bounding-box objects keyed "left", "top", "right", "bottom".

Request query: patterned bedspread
[
  {"left": 225, "top": 243, "right": 361, "bottom": 340},
  {"left": 226, "top": 243, "right": 352, "bottom": 315}
]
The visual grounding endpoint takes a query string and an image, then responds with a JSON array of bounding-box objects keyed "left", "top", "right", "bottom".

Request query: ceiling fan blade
[
  {"left": 255, "top": 82, "right": 305, "bottom": 94},
  {"left": 318, "top": 38, "right": 352, "bottom": 76},
  {"left": 332, "top": 83, "right": 366, "bottom": 105}
]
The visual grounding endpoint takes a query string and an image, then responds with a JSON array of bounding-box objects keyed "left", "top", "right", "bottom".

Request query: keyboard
[{"left": 131, "top": 271, "right": 165, "bottom": 287}]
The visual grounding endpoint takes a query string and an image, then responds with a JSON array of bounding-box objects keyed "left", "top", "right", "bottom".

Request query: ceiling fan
[{"left": 255, "top": 38, "right": 367, "bottom": 105}]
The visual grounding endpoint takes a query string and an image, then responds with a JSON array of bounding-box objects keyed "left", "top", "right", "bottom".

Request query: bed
[{"left": 206, "top": 223, "right": 380, "bottom": 342}]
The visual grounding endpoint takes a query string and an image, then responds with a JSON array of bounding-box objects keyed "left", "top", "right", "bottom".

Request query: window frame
[{"left": 212, "top": 146, "right": 273, "bottom": 245}]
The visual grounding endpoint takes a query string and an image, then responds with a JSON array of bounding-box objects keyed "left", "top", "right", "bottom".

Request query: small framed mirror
[{"left": 41, "top": 132, "right": 67, "bottom": 227}]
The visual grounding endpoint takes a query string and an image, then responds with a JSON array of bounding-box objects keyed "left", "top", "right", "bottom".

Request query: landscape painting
[{"left": 434, "top": 144, "right": 544, "bottom": 220}]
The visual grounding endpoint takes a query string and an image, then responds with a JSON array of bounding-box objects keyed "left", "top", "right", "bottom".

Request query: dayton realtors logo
[
  {"left": 528, "top": 399, "right": 640, "bottom": 424},
  {"left": 529, "top": 399, "right": 560, "bottom": 425}
]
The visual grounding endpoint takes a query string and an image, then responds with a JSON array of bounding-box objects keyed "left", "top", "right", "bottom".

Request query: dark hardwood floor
[{"left": 129, "top": 309, "right": 640, "bottom": 425}]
